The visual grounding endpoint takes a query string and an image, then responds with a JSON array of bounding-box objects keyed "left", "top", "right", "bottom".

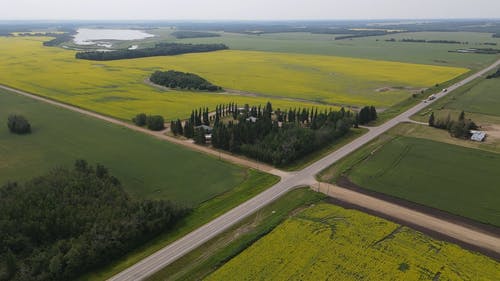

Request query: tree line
[
  {"left": 133, "top": 113, "right": 165, "bottom": 131},
  {"left": 170, "top": 102, "right": 377, "bottom": 166},
  {"left": 428, "top": 111, "right": 478, "bottom": 139},
  {"left": 171, "top": 31, "right": 221, "bottom": 39},
  {"left": 150, "top": 70, "right": 222, "bottom": 92},
  {"left": 396, "top": 38, "right": 464, "bottom": 44},
  {"left": 75, "top": 43, "right": 228, "bottom": 61},
  {"left": 43, "top": 32, "right": 75, "bottom": 47},
  {"left": 357, "top": 106, "right": 377, "bottom": 125},
  {"left": 0, "top": 160, "right": 189, "bottom": 281}
]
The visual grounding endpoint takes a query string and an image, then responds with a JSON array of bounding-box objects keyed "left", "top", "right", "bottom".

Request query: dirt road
[{"left": 316, "top": 183, "right": 500, "bottom": 257}]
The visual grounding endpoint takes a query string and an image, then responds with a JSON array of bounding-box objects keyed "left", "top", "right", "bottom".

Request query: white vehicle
[
  {"left": 442, "top": 88, "right": 448, "bottom": 92},
  {"left": 428, "top": 94, "right": 437, "bottom": 101}
]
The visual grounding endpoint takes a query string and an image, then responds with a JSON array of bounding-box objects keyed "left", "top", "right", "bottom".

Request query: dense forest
[
  {"left": 150, "top": 70, "right": 222, "bottom": 92},
  {"left": 428, "top": 111, "right": 478, "bottom": 139},
  {"left": 75, "top": 43, "right": 228, "bottom": 61},
  {"left": 173, "top": 102, "right": 374, "bottom": 166},
  {"left": 0, "top": 160, "right": 188, "bottom": 281},
  {"left": 171, "top": 31, "right": 221, "bottom": 39}
]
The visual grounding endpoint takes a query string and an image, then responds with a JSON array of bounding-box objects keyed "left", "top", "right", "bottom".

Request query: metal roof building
[{"left": 470, "top": 130, "right": 486, "bottom": 142}]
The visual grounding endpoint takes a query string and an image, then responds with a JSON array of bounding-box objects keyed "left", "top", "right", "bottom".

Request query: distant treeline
[
  {"left": 43, "top": 32, "right": 75, "bottom": 47},
  {"left": 15, "top": 32, "right": 62, "bottom": 37},
  {"left": 75, "top": 43, "right": 228, "bottom": 61},
  {"left": 172, "top": 20, "right": 500, "bottom": 35},
  {"left": 486, "top": 68, "right": 500, "bottom": 79},
  {"left": 0, "top": 160, "right": 188, "bottom": 281},
  {"left": 333, "top": 30, "right": 390, "bottom": 40},
  {"left": 150, "top": 70, "right": 222, "bottom": 92},
  {"left": 386, "top": 38, "right": 465, "bottom": 44},
  {"left": 171, "top": 31, "right": 220, "bottom": 39}
]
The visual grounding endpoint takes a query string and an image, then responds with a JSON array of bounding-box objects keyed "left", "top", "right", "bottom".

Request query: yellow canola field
[
  {"left": 207, "top": 203, "right": 500, "bottom": 281},
  {"left": 0, "top": 37, "right": 467, "bottom": 120}
]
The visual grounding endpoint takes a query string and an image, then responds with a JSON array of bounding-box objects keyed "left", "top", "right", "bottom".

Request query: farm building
[
  {"left": 470, "top": 130, "right": 486, "bottom": 142},
  {"left": 205, "top": 134, "right": 212, "bottom": 143},
  {"left": 195, "top": 125, "right": 213, "bottom": 133},
  {"left": 246, "top": 117, "right": 258, "bottom": 123}
]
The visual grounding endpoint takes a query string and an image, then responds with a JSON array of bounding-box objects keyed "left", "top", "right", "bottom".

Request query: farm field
[
  {"left": 343, "top": 135, "right": 500, "bottom": 226},
  {"left": 0, "top": 87, "right": 284, "bottom": 280},
  {"left": 207, "top": 203, "right": 500, "bottom": 281},
  {"left": 435, "top": 75, "right": 500, "bottom": 117},
  {"left": 151, "top": 30, "right": 500, "bottom": 70},
  {"left": 0, "top": 87, "right": 251, "bottom": 205},
  {"left": 0, "top": 36, "right": 467, "bottom": 120}
]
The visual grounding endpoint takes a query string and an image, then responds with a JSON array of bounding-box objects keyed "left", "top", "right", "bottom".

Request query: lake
[{"left": 73, "top": 28, "right": 155, "bottom": 46}]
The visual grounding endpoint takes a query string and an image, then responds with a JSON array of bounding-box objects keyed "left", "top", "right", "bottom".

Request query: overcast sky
[{"left": 2, "top": 0, "right": 500, "bottom": 20}]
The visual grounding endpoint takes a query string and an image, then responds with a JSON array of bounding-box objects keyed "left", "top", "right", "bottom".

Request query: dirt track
[{"left": 316, "top": 183, "right": 500, "bottom": 260}]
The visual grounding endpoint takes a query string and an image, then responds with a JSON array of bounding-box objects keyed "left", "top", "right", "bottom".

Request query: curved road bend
[{"left": 1, "top": 58, "right": 499, "bottom": 281}]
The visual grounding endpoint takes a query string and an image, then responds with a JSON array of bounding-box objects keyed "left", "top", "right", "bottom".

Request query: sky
[{"left": 1, "top": 0, "right": 500, "bottom": 21}]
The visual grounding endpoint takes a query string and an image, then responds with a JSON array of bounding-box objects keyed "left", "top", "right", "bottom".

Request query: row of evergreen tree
[
  {"left": 172, "top": 102, "right": 371, "bottom": 166},
  {"left": 357, "top": 106, "right": 378, "bottom": 125},
  {"left": 428, "top": 111, "right": 478, "bottom": 139}
]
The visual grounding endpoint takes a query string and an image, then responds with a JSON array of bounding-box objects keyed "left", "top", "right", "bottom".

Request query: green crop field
[
  {"left": 153, "top": 30, "right": 500, "bottom": 70},
  {"left": 0, "top": 88, "right": 250, "bottom": 205},
  {"left": 207, "top": 203, "right": 500, "bottom": 280},
  {"left": 346, "top": 136, "right": 500, "bottom": 226},
  {"left": 442, "top": 77, "right": 500, "bottom": 117},
  {"left": 0, "top": 36, "right": 467, "bottom": 121}
]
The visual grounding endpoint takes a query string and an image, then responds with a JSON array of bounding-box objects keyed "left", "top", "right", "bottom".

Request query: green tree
[
  {"left": 193, "top": 127, "right": 206, "bottom": 144},
  {"left": 459, "top": 110, "right": 465, "bottom": 121},
  {"left": 428, "top": 112, "right": 435, "bottom": 127},
  {"left": 132, "top": 113, "right": 147, "bottom": 126},
  {"left": 7, "top": 114, "right": 31, "bottom": 134},
  {"left": 146, "top": 115, "right": 165, "bottom": 131}
]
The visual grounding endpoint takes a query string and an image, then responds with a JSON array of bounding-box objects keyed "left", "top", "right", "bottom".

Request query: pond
[{"left": 73, "top": 28, "right": 155, "bottom": 46}]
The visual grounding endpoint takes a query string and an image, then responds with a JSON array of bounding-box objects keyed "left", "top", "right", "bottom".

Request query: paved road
[
  {"left": 2, "top": 58, "right": 499, "bottom": 281},
  {"left": 107, "top": 58, "right": 500, "bottom": 281}
]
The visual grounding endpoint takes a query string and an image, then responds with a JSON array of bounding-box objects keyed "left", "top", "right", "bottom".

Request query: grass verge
[{"left": 146, "top": 188, "right": 325, "bottom": 281}]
